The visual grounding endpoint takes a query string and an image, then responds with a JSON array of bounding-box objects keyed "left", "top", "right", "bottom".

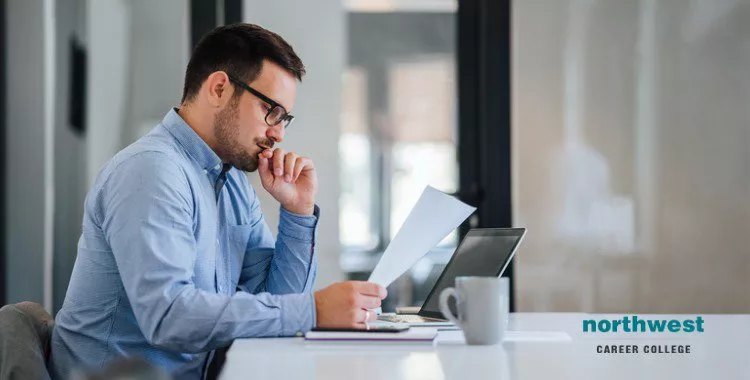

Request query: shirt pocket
[{"left": 228, "top": 225, "right": 252, "bottom": 290}]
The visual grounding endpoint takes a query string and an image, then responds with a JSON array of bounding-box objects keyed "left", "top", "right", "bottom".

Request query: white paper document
[{"left": 368, "top": 186, "right": 476, "bottom": 287}]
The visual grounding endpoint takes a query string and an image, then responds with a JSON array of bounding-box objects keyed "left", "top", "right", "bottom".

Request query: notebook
[{"left": 305, "top": 329, "right": 437, "bottom": 342}]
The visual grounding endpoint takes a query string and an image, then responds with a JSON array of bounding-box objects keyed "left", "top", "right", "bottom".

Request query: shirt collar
[{"left": 162, "top": 108, "right": 224, "bottom": 173}]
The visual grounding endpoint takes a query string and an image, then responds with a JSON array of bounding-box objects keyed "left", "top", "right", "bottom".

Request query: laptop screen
[{"left": 419, "top": 228, "right": 526, "bottom": 320}]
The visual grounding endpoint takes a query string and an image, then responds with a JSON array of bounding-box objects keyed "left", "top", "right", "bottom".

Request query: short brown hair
[{"left": 181, "top": 23, "right": 305, "bottom": 103}]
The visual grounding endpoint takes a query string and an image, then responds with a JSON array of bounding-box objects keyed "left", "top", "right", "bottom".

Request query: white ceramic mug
[
  {"left": 499, "top": 277, "right": 510, "bottom": 329},
  {"left": 439, "top": 276, "right": 504, "bottom": 345}
]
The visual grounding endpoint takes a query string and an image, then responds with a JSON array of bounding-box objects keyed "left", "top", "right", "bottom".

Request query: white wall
[
  {"left": 5, "top": 0, "right": 55, "bottom": 308},
  {"left": 87, "top": 0, "right": 190, "bottom": 182},
  {"left": 243, "top": 0, "right": 345, "bottom": 288},
  {"left": 53, "top": 0, "right": 88, "bottom": 313},
  {"left": 86, "top": 0, "right": 131, "bottom": 185},
  {"left": 124, "top": 0, "right": 189, "bottom": 142}
]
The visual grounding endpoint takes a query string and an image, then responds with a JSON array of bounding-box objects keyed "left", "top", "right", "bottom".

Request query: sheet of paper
[{"left": 368, "top": 186, "right": 476, "bottom": 287}]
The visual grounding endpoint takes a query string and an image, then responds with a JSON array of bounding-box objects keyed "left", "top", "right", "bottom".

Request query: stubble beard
[{"left": 213, "top": 97, "right": 272, "bottom": 172}]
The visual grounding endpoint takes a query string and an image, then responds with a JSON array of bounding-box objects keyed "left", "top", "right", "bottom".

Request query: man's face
[{"left": 213, "top": 60, "right": 297, "bottom": 172}]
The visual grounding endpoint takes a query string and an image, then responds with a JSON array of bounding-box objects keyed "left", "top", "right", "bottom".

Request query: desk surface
[{"left": 220, "top": 313, "right": 749, "bottom": 380}]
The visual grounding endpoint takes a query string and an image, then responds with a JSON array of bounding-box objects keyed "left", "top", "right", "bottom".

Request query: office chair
[{"left": 0, "top": 301, "right": 55, "bottom": 380}]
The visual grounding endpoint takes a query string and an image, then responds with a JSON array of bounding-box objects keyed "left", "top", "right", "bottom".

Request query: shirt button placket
[{"left": 216, "top": 238, "right": 222, "bottom": 293}]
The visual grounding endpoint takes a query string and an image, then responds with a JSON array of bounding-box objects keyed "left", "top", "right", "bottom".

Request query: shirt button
[
  {"left": 214, "top": 164, "right": 221, "bottom": 170},
  {"left": 201, "top": 169, "right": 208, "bottom": 174}
]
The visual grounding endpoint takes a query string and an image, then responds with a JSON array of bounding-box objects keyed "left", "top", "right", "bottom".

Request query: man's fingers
[
  {"left": 284, "top": 152, "right": 298, "bottom": 183},
  {"left": 351, "top": 281, "right": 388, "bottom": 299},
  {"left": 356, "top": 294, "right": 382, "bottom": 310},
  {"left": 350, "top": 309, "right": 377, "bottom": 327},
  {"left": 261, "top": 148, "right": 312, "bottom": 183},
  {"left": 272, "top": 148, "right": 285, "bottom": 177},
  {"left": 257, "top": 154, "right": 273, "bottom": 186},
  {"left": 292, "top": 157, "right": 313, "bottom": 182},
  {"left": 366, "top": 309, "right": 378, "bottom": 322},
  {"left": 352, "top": 322, "right": 369, "bottom": 329},
  {"left": 351, "top": 309, "right": 375, "bottom": 326}
]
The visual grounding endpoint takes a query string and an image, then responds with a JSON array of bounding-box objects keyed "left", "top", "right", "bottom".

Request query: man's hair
[{"left": 181, "top": 23, "right": 305, "bottom": 103}]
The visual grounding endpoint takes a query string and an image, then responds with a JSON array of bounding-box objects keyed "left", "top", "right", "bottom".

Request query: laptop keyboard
[{"left": 377, "top": 314, "right": 434, "bottom": 324}]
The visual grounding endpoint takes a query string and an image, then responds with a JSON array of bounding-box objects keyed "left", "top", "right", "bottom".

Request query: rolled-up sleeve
[{"left": 102, "top": 152, "right": 315, "bottom": 354}]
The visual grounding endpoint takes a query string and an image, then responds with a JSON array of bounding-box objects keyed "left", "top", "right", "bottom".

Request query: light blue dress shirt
[{"left": 49, "top": 109, "right": 318, "bottom": 379}]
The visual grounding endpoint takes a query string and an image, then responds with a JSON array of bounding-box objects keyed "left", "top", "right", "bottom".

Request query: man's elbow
[
  {"left": 142, "top": 315, "right": 210, "bottom": 354},
  {"left": 146, "top": 329, "right": 208, "bottom": 354}
]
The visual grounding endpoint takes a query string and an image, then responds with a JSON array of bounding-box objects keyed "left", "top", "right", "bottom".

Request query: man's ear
[{"left": 203, "top": 71, "right": 234, "bottom": 108}]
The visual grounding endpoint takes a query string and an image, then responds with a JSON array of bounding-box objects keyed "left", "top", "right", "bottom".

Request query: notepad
[{"left": 305, "top": 329, "right": 437, "bottom": 342}]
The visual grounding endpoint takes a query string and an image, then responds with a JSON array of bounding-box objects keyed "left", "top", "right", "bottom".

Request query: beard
[{"left": 213, "top": 97, "right": 273, "bottom": 172}]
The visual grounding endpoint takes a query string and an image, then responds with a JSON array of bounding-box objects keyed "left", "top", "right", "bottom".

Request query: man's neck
[{"left": 177, "top": 106, "right": 220, "bottom": 154}]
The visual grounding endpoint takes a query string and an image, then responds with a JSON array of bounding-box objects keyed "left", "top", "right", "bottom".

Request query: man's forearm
[
  {"left": 139, "top": 289, "right": 316, "bottom": 353},
  {"left": 264, "top": 206, "right": 319, "bottom": 294}
]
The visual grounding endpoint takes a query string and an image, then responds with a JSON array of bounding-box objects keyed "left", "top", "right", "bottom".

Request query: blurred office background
[{"left": 1, "top": 0, "right": 748, "bottom": 315}]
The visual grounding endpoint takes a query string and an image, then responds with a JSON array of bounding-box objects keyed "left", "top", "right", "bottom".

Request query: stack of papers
[{"left": 305, "top": 329, "right": 437, "bottom": 342}]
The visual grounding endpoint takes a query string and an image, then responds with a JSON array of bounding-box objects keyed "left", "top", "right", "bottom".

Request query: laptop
[{"left": 377, "top": 227, "right": 526, "bottom": 325}]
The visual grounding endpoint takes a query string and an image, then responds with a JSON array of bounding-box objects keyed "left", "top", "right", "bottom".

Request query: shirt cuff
[
  {"left": 278, "top": 205, "right": 319, "bottom": 241},
  {"left": 279, "top": 292, "right": 316, "bottom": 336}
]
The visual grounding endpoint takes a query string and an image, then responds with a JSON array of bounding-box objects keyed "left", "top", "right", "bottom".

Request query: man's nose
[{"left": 266, "top": 123, "right": 284, "bottom": 143}]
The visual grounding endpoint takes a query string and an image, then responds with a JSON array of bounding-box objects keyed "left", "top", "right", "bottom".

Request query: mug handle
[{"left": 439, "top": 287, "right": 462, "bottom": 327}]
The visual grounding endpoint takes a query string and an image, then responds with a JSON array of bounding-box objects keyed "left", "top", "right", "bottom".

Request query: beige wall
[{"left": 513, "top": 0, "right": 750, "bottom": 313}]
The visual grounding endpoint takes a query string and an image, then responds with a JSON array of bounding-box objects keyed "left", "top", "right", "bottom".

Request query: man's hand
[
  {"left": 314, "top": 281, "right": 388, "bottom": 329},
  {"left": 258, "top": 148, "right": 317, "bottom": 215}
]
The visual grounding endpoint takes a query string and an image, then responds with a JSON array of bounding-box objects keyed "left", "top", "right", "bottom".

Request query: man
[{"left": 50, "top": 24, "right": 386, "bottom": 379}]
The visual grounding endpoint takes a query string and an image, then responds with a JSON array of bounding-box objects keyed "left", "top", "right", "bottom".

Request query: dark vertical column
[
  {"left": 190, "top": 0, "right": 217, "bottom": 48},
  {"left": 224, "top": 0, "right": 242, "bottom": 25},
  {"left": 479, "top": 0, "right": 514, "bottom": 310},
  {"left": 457, "top": 0, "right": 481, "bottom": 221},
  {"left": 457, "top": 0, "right": 514, "bottom": 310},
  {"left": 0, "top": 0, "right": 6, "bottom": 305}
]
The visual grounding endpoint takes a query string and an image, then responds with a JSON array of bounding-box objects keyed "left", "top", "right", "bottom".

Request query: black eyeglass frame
[{"left": 227, "top": 74, "right": 295, "bottom": 128}]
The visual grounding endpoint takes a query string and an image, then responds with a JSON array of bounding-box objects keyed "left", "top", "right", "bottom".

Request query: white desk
[{"left": 220, "top": 313, "right": 749, "bottom": 380}]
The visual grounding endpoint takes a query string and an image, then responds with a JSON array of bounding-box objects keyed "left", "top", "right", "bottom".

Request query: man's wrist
[
  {"left": 279, "top": 292, "right": 317, "bottom": 336},
  {"left": 279, "top": 205, "right": 319, "bottom": 241},
  {"left": 282, "top": 203, "right": 315, "bottom": 216}
]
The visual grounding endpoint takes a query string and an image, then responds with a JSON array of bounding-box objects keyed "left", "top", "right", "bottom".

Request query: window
[
  {"left": 339, "top": 8, "right": 458, "bottom": 305},
  {"left": 340, "top": 68, "right": 375, "bottom": 248}
]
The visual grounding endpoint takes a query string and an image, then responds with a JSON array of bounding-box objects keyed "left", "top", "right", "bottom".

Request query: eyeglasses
[{"left": 227, "top": 74, "right": 295, "bottom": 129}]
